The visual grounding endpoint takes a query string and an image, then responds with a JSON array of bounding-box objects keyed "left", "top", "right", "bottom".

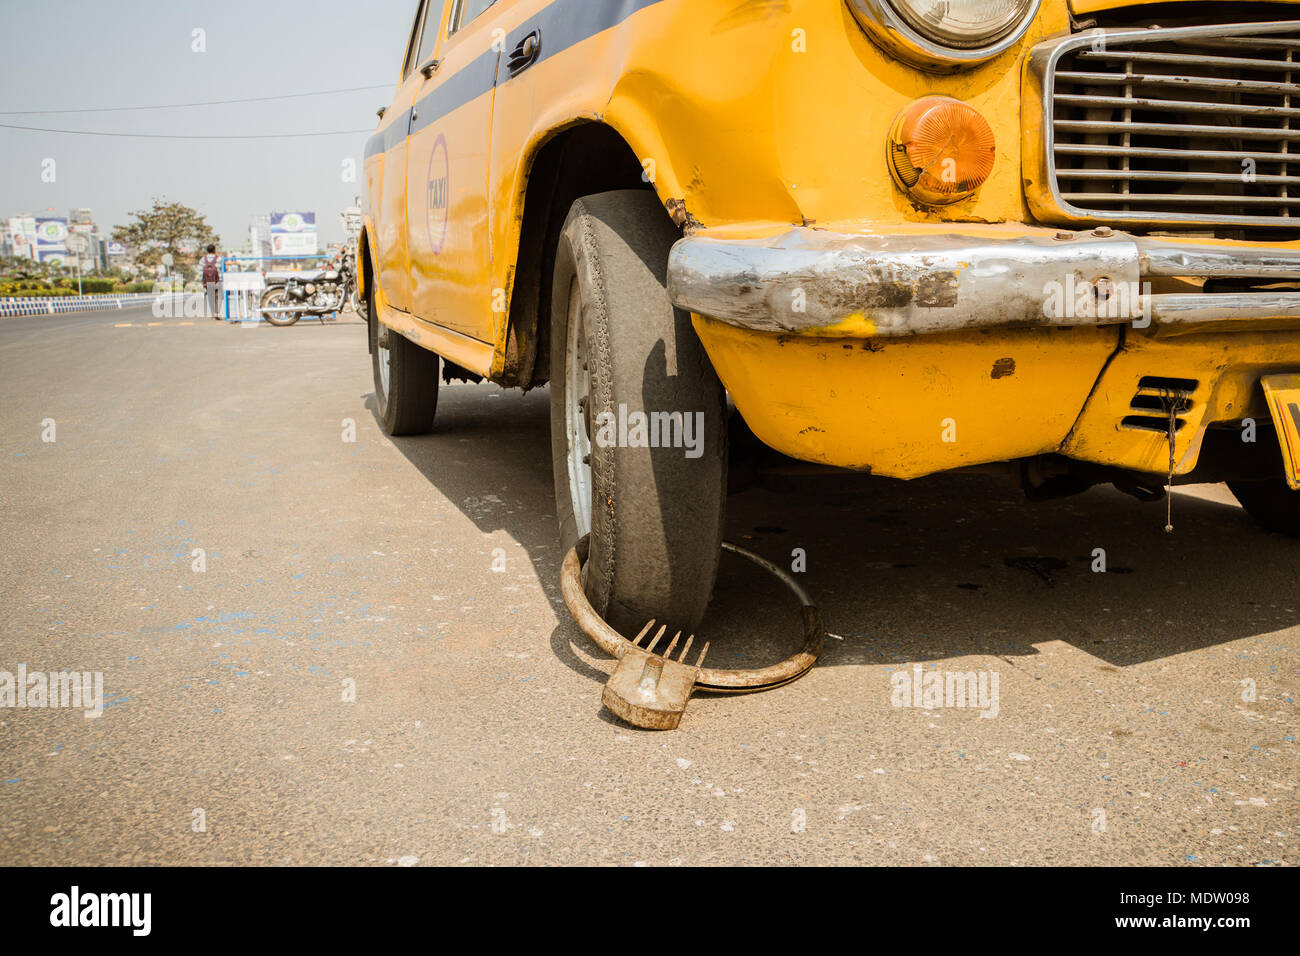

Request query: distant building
[
  {"left": 67, "top": 208, "right": 105, "bottom": 270},
  {"left": 340, "top": 205, "right": 362, "bottom": 246},
  {"left": 248, "top": 214, "right": 272, "bottom": 259}
]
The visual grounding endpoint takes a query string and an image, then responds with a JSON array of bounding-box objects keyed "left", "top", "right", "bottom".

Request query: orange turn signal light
[{"left": 887, "top": 96, "right": 996, "bottom": 206}]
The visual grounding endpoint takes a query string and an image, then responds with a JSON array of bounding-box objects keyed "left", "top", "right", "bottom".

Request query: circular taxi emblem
[{"left": 426, "top": 134, "right": 449, "bottom": 255}]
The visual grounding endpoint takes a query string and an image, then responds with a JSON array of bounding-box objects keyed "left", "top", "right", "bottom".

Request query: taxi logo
[{"left": 426, "top": 134, "right": 449, "bottom": 255}]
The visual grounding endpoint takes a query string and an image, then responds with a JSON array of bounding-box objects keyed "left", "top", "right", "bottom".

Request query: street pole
[{"left": 66, "top": 234, "right": 88, "bottom": 295}]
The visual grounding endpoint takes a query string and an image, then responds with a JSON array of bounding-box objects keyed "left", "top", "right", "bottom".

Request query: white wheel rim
[
  {"left": 564, "top": 279, "right": 593, "bottom": 540},
  {"left": 377, "top": 325, "right": 392, "bottom": 400}
]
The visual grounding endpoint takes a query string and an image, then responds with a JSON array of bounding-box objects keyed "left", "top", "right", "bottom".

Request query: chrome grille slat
[
  {"left": 1059, "top": 169, "right": 1300, "bottom": 185},
  {"left": 1055, "top": 120, "right": 1300, "bottom": 140},
  {"left": 1063, "top": 193, "right": 1300, "bottom": 205},
  {"left": 1046, "top": 21, "right": 1300, "bottom": 231},
  {"left": 1057, "top": 72, "right": 1299, "bottom": 96},
  {"left": 1055, "top": 93, "right": 1300, "bottom": 118},
  {"left": 1172, "top": 36, "right": 1300, "bottom": 49},
  {"left": 1056, "top": 144, "right": 1298, "bottom": 163},
  {"left": 1077, "top": 49, "right": 1300, "bottom": 73}
]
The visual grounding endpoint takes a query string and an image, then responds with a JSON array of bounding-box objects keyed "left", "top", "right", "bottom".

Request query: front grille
[{"left": 1047, "top": 21, "right": 1300, "bottom": 232}]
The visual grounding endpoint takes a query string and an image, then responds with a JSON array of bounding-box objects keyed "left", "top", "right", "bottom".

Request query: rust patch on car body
[
  {"left": 915, "top": 272, "right": 960, "bottom": 308},
  {"left": 991, "top": 357, "right": 1016, "bottom": 379},
  {"left": 665, "top": 198, "right": 704, "bottom": 235}
]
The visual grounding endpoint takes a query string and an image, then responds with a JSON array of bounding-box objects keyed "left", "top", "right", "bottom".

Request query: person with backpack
[{"left": 200, "top": 245, "right": 222, "bottom": 319}]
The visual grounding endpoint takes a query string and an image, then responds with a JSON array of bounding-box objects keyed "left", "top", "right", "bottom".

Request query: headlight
[
  {"left": 848, "top": 0, "right": 1040, "bottom": 72},
  {"left": 894, "top": 0, "right": 1033, "bottom": 48}
]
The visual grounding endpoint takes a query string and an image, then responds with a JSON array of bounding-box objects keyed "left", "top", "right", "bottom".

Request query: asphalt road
[{"left": 0, "top": 305, "right": 1296, "bottom": 865}]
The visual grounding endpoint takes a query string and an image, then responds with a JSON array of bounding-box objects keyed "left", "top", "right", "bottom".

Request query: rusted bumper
[{"left": 666, "top": 228, "right": 1300, "bottom": 338}]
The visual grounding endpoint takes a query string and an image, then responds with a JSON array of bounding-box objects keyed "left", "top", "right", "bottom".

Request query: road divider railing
[{"left": 0, "top": 293, "right": 160, "bottom": 319}]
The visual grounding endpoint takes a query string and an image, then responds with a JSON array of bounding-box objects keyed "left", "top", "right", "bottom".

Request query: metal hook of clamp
[{"left": 560, "top": 534, "right": 826, "bottom": 728}]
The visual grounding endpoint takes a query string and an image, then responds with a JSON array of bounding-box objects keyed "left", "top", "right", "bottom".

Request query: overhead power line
[
  {"left": 0, "top": 83, "right": 393, "bottom": 115},
  {"left": 0, "top": 123, "right": 372, "bottom": 139}
]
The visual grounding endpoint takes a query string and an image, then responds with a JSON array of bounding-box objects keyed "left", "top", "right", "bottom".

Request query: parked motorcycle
[{"left": 259, "top": 253, "right": 355, "bottom": 326}]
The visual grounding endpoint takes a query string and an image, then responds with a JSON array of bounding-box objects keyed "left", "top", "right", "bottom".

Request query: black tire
[
  {"left": 1229, "top": 478, "right": 1300, "bottom": 537},
  {"left": 260, "top": 288, "right": 299, "bottom": 326},
  {"left": 549, "top": 189, "right": 727, "bottom": 637},
  {"left": 369, "top": 286, "right": 439, "bottom": 436}
]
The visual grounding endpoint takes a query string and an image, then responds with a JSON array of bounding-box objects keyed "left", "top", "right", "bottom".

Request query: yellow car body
[{"left": 361, "top": 0, "right": 1300, "bottom": 486}]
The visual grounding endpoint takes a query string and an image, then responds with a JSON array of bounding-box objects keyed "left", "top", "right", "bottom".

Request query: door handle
[
  {"left": 420, "top": 58, "right": 440, "bottom": 79},
  {"left": 507, "top": 30, "right": 541, "bottom": 76}
]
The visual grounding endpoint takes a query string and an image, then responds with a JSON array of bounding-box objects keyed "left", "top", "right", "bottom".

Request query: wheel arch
[{"left": 492, "top": 121, "right": 673, "bottom": 389}]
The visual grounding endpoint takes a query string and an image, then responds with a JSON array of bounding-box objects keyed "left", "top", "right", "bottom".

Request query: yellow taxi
[{"left": 361, "top": 0, "right": 1300, "bottom": 636}]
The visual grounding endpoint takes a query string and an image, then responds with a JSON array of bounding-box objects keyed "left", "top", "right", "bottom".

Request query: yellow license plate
[{"left": 1262, "top": 373, "right": 1300, "bottom": 490}]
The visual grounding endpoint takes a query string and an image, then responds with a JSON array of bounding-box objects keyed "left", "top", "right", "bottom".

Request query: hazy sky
[{"left": 0, "top": 0, "right": 420, "bottom": 248}]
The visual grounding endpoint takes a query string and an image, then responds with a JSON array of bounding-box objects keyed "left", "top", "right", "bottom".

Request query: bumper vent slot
[{"left": 1121, "top": 376, "right": 1199, "bottom": 433}]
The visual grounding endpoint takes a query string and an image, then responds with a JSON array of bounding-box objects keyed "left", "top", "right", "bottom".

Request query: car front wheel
[{"left": 549, "top": 189, "right": 728, "bottom": 638}]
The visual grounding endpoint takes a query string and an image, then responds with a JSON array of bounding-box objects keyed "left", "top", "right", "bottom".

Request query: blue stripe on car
[{"left": 365, "top": 0, "right": 667, "bottom": 160}]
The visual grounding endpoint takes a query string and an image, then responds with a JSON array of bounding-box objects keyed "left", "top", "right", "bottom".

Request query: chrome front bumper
[{"left": 666, "top": 228, "right": 1300, "bottom": 338}]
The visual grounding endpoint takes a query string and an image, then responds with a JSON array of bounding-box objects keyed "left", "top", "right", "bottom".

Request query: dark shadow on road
[{"left": 373, "top": 383, "right": 1300, "bottom": 683}]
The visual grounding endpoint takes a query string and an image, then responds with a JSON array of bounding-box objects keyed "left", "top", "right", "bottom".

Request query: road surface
[{"left": 0, "top": 306, "right": 1296, "bottom": 865}]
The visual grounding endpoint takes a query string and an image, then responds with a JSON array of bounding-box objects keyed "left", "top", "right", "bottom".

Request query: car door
[
  {"left": 370, "top": 0, "right": 437, "bottom": 315},
  {"left": 405, "top": 0, "right": 503, "bottom": 340}
]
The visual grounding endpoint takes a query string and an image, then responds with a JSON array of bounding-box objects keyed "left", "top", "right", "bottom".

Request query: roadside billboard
[
  {"left": 35, "top": 217, "right": 69, "bottom": 264},
  {"left": 270, "top": 211, "right": 317, "bottom": 256},
  {"left": 7, "top": 217, "right": 37, "bottom": 259}
]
